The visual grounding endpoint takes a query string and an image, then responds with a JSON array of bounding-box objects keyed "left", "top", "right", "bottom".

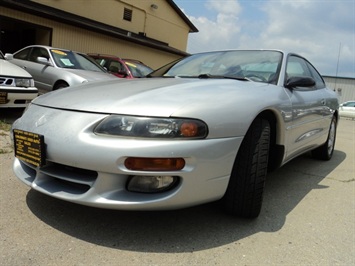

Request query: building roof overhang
[
  {"left": 168, "top": 0, "right": 199, "bottom": 33},
  {"left": 0, "top": 0, "right": 196, "bottom": 56}
]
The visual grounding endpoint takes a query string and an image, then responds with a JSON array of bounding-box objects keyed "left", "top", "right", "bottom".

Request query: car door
[
  {"left": 285, "top": 55, "right": 329, "bottom": 159},
  {"left": 26, "top": 47, "right": 52, "bottom": 94},
  {"left": 13, "top": 47, "right": 52, "bottom": 93},
  {"left": 107, "top": 59, "right": 128, "bottom": 78},
  {"left": 10, "top": 47, "right": 34, "bottom": 75}
]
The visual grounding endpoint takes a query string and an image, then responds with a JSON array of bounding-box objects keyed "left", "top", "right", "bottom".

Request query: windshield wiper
[
  {"left": 146, "top": 74, "right": 176, "bottom": 78},
  {"left": 197, "top": 74, "right": 250, "bottom": 81}
]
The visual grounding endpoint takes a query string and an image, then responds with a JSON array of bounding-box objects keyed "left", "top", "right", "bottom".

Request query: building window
[{"left": 123, "top": 8, "right": 132, "bottom": 21}]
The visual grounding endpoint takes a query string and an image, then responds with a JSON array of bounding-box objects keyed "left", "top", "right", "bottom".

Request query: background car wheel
[
  {"left": 311, "top": 116, "right": 337, "bottom": 161},
  {"left": 54, "top": 82, "right": 69, "bottom": 90},
  {"left": 222, "top": 117, "right": 270, "bottom": 218}
]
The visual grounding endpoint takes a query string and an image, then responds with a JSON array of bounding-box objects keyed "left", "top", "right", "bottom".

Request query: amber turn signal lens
[
  {"left": 125, "top": 157, "right": 185, "bottom": 171},
  {"left": 180, "top": 122, "right": 198, "bottom": 137}
]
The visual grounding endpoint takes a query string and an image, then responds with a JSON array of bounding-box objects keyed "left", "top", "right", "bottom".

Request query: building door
[{"left": 0, "top": 16, "right": 52, "bottom": 53}]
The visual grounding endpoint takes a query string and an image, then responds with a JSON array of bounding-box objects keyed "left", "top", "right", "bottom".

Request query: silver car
[
  {"left": 5, "top": 45, "right": 116, "bottom": 94},
  {"left": 12, "top": 50, "right": 339, "bottom": 218}
]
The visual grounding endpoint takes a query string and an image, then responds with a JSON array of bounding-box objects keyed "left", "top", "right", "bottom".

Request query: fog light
[{"left": 127, "top": 175, "right": 178, "bottom": 193}]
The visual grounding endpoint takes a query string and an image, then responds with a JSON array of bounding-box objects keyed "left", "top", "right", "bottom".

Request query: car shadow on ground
[
  {"left": 25, "top": 149, "right": 346, "bottom": 252},
  {"left": 0, "top": 108, "right": 24, "bottom": 124}
]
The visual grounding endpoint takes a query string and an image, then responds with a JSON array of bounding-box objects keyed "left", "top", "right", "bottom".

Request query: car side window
[
  {"left": 286, "top": 55, "right": 325, "bottom": 89},
  {"left": 14, "top": 48, "right": 31, "bottom": 60},
  {"left": 29, "top": 48, "right": 50, "bottom": 62},
  {"left": 286, "top": 56, "right": 312, "bottom": 79},
  {"left": 305, "top": 60, "right": 326, "bottom": 89},
  {"left": 344, "top": 102, "right": 355, "bottom": 107},
  {"left": 94, "top": 58, "right": 107, "bottom": 67},
  {"left": 39, "top": 48, "right": 50, "bottom": 60},
  {"left": 108, "top": 61, "right": 124, "bottom": 73}
]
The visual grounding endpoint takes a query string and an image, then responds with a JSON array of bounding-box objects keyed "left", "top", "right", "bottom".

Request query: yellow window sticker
[
  {"left": 125, "top": 62, "right": 137, "bottom": 68},
  {"left": 51, "top": 49, "right": 67, "bottom": 56}
]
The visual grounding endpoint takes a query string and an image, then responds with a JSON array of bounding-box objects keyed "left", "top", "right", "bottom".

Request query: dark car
[{"left": 88, "top": 54, "right": 153, "bottom": 78}]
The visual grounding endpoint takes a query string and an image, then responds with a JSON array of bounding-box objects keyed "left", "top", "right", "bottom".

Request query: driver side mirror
[
  {"left": 4, "top": 53, "right": 14, "bottom": 60},
  {"left": 36, "top": 56, "right": 51, "bottom": 66},
  {"left": 285, "top": 76, "right": 315, "bottom": 89}
]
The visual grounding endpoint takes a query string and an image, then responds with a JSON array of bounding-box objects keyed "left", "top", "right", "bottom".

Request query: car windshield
[
  {"left": 149, "top": 50, "right": 283, "bottom": 84},
  {"left": 50, "top": 49, "right": 106, "bottom": 72},
  {"left": 124, "top": 60, "right": 153, "bottom": 77}
]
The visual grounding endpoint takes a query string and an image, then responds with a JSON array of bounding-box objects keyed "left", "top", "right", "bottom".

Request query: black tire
[
  {"left": 311, "top": 116, "right": 337, "bottom": 160},
  {"left": 54, "top": 82, "right": 69, "bottom": 90},
  {"left": 222, "top": 118, "right": 270, "bottom": 218}
]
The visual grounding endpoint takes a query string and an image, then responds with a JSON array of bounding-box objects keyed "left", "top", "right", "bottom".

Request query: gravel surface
[{"left": 0, "top": 129, "right": 12, "bottom": 154}]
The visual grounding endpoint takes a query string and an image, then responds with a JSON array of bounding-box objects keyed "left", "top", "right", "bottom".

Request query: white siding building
[{"left": 323, "top": 76, "right": 355, "bottom": 103}]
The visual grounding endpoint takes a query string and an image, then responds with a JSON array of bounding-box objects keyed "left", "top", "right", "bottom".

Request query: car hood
[
  {"left": 64, "top": 69, "right": 116, "bottom": 81},
  {"left": 0, "top": 59, "right": 32, "bottom": 78},
  {"left": 33, "top": 78, "right": 269, "bottom": 117}
]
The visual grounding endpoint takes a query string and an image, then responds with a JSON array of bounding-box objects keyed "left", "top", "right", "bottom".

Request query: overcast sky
[{"left": 174, "top": 0, "right": 354, "bottom": 78}]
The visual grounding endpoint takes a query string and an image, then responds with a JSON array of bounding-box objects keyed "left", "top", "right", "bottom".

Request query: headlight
[
  {"left": 94, "top": 115, "right": 208, "bottom": 139},
  {"left": 15, "top": 78, "right": 34, "bottom": 88}
]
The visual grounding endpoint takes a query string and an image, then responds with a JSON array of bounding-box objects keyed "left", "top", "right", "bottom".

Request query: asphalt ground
[{"left": 0, "top": 109, "right": 354, "bottom": 265}]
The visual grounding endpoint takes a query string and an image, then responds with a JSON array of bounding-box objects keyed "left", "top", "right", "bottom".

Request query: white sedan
[
  {"left": 339, "top": 101, "right": 355, "bottom": 119},
  {"left": 0, "top": 51, "right": 38, "bottom": 108},
  {"left": 12, "top": 50, "right": 339, "bottom": 218}
]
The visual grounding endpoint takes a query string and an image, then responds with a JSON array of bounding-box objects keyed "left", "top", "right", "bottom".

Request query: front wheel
[
  {"left": 311, "top": 116, "right": 337, "bottom": 160},
  {"left": 222, "top": 118, "right": 270, "bottom": 218},
  {"left": 54, "top": 82, "right": 69, "bottom": 90}
]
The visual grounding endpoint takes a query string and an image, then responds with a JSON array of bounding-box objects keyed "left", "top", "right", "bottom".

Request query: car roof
[
  {"left": 19, "top": 45, "right": 81, "bottom": 54},
  {"left": 88, "top": 54, "right": 148, "bottom": 64},
  {"left": 88, "top": 53, "right": 120, "bottom": 59}
]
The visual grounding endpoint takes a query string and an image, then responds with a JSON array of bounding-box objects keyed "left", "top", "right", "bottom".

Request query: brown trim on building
[{"left": 168, "top": 0, "right": 199, "bottom": 33}]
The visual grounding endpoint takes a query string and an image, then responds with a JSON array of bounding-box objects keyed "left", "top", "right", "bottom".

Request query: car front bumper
[
  {"left": 12, "top": 104, "right": 243, "bottom": 210},
  {"left": 0, "top": 87, "right": 38, "bottom": 108}
]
